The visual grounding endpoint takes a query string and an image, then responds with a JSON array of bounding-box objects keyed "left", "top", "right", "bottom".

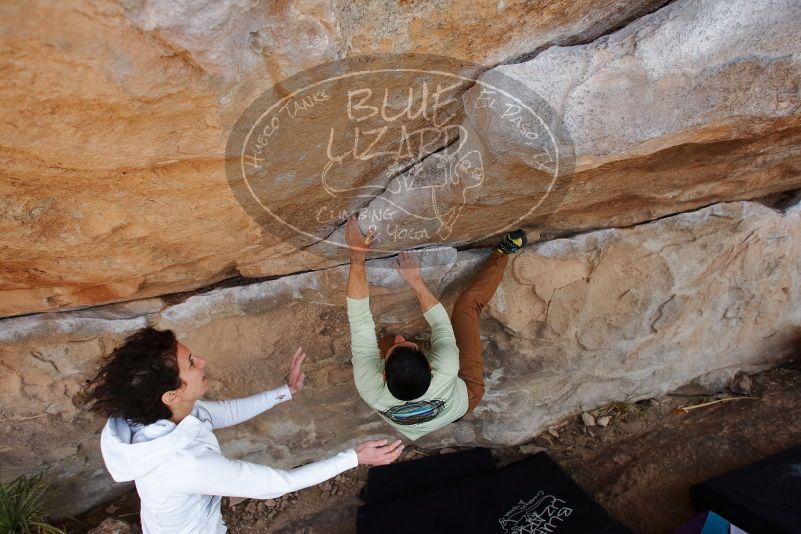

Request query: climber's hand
[
  {"left": 393, "top": 251, "right": 422, "bottom": 287},
  {"left": 286, "top": 346, "right": 306, "bottom": 395},
  {"left": 345, "top": 215, "right": 375, "bottom": 259}
]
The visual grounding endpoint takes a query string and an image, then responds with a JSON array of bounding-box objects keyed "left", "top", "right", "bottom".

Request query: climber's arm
[
  {"left": 394, "top": 251, "right": 439, "bottom": 313},
  {"left": 394, "top": 251, "right": 458, "bottom": 374},
  {"left": 348, "top": 296, "right": 385, "bottom": 402},
  {"left": 344, "top": 216, "right": 386, "bottom": 402},
  {"left": 346, "top": 215, "right": 375, "bottom": 300},
  {"left": 409, "top": 278, "right": 439, "bottom": 314}
]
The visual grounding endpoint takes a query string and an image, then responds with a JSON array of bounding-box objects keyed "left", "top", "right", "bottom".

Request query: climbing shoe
[{"left": 495, "top": 229, "right": 527, "bottom": 255}]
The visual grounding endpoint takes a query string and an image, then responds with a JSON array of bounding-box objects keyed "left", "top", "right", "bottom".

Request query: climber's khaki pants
[
  {"left": 451, "top": 251, "right": 508, "bottom": 412},
  {"left": 379, "top": 251, "right": 509, "bottom": 413}
]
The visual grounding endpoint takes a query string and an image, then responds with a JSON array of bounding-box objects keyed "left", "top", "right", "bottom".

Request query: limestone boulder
[
  {"left": 2, "top": 0, "right": 801, "bottom": 316},
  {"left": 1, "top": 199, "right": 799, "bottom": 516}
]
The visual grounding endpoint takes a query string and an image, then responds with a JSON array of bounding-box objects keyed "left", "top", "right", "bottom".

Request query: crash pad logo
[
  {"left": 225, "top": 54, "right": 574, "bottom": 265},
  {"left": 498, "top": 491, "right": 573, "bottom": 534},
  {"left": 381, "top": 399, "right": 446, "bottom": 425}
]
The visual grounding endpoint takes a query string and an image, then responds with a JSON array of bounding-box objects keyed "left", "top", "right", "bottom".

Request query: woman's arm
[{"left": 195, "top": 347, "right": 306, "bottom": 429}]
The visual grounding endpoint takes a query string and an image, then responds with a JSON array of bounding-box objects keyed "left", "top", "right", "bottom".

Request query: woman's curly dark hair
[{"left": 81, "top": 327, "right": 181, "bottom": 425}]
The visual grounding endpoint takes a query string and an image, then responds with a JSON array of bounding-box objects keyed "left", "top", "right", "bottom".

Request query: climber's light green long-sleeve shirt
[{"left": 348, "top": 296, "right": 468, "bottom": 441}]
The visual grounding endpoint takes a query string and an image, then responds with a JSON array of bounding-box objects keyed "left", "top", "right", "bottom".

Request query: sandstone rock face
[
  {"left": 122, "top": 0, "right": 670, "bottom": 83},
  {"left": 489, "top": 0, "right": 801, "bottom": 232},
  {"left": 2, "top": 0, "right": 801, "bottom": 316},
  {"left": 1, "top": 199, "right": 798, "bottom": 516}
]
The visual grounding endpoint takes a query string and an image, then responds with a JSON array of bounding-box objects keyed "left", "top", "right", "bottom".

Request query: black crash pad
[
  {"left": 357, "top": 451, "right": 632, "bottom": 534},
  {"left": 361, "top": 447, "right": 496, "bottom": 505},
  {"left": 690, "top": 445, "right": 801, "bottom": 534}
]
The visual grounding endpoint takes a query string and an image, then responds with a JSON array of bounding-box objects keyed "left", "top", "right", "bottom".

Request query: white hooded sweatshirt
[{"left": 100, "top": 385, "right": 358, "bottom": 534}]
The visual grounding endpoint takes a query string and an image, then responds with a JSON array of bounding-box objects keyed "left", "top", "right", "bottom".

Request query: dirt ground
[{"left": 66, "top": 364, "right": 801, "bottom": 534}]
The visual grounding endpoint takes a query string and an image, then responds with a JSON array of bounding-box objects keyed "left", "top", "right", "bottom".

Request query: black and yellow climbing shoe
[{"left": 495, "top": 229, "right": 527, "bottom": 255}]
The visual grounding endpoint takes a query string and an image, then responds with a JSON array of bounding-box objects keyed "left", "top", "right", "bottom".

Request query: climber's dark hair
[
  {"left": 80, "top": 327, "right": 181, "bottom": 425},
  {"left": 385, "top": 346, "right": 431, "bottom": 401}
]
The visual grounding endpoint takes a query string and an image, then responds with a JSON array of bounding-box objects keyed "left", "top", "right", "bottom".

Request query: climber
[
  {"left": 81, "top": 328, "right": 403, "bottom": 533},
  {"left": 345, "top": 215, "right": 527, "bottom": 440}
]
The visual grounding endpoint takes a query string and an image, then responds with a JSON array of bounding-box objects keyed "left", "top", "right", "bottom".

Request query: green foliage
[{"left": 0, "top": 472, "right": 64, "bottom": 534}]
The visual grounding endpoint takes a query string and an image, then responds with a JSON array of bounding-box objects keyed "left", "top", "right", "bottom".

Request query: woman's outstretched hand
[
  {"left": 287, "top": 346, "right": 306, "bottom": 395},
  {"left": 355, "top": 439, "right": 404, "bottom": 466}
]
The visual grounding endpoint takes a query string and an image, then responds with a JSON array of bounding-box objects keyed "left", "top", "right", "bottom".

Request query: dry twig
[
  {"left": 674, "top": 396, "right": 759, "bottom": 414},
  {"left": 0, "top": 412, "right": 48, "bottom": 424}
]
